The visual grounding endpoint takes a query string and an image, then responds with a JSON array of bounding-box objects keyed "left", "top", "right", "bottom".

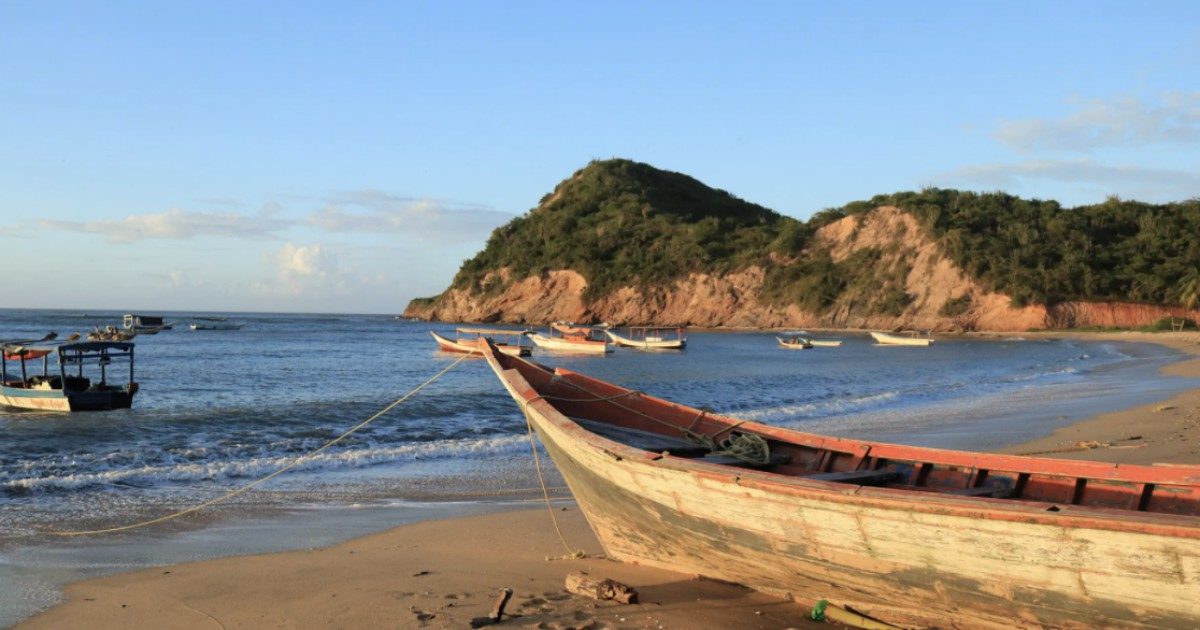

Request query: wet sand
[
  {"left": 17, "top": 331, "right": 1200, "bottom": 629},
  {"left": 1001, "top": 331, "right": 1200, "bottom": 465}
]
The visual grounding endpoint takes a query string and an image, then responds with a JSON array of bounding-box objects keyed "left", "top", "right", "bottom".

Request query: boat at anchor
[
  {"left": 605, "top": 326, "right": 687, "bottom": 350},
  {"left": 430, "top": 328, "right": 532, "bottom": 357},
  {"left": 528, "top": 322, "right": 612, "bottom": 354},
  {"left": 1, "top": 341, "right": 138, "bottom": 411},
  {"left": 479, "top": 340, "right": 1199, "bottom": 628}
]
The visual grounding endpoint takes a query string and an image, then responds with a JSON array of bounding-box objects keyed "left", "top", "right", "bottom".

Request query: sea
[{"left": 0, "top": 308, "right": 1196, "bottom": 626}]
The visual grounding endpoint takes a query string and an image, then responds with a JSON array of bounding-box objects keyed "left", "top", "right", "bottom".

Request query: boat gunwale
[{"left": 482, "top": 343, "right": 1200, "bottom": 538}]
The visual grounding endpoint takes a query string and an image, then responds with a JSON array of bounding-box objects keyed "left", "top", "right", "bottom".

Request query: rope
[
  {"left": 522, "top": 407, "right": 583, "bottom": 557},
  {"left": 45, "top": 354, "right": 472, "bottom": 537}
]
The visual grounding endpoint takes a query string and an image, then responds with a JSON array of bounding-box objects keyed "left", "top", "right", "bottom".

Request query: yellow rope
[
  {"left": 45, "top": 354, "right": 472, "bottom": 537},
  {"left": 520, "top": 397, "right": 584, "bottom": 558}
]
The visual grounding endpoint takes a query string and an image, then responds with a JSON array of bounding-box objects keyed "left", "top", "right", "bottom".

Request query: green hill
[
  {"left": 428, "top": 159, "right": 1200, "bottom": 315},
  {"left": 451, "top": 159, "right": 807, "bottom": 300}
]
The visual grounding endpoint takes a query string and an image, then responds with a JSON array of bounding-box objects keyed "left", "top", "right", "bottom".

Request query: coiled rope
[{"left": 45, "top": 354, "right": 472, "bottom": 537}]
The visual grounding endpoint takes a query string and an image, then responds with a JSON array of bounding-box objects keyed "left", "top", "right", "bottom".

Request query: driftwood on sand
[{"left": 564, "top": 572, "right": 638, "bottom": 604}]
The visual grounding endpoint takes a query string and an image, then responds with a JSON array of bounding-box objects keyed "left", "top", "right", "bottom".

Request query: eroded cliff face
[{"left": 405, "top": 206, "right": 1199, "bottom": 331}]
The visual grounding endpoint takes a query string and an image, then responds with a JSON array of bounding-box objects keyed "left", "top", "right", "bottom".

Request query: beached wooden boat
[
  {"left": 776, "top": 336, "right": 813, "bottom": 350},
  {"left": 870, "top": 330, "right": 933, "bottom": 346},
  {"left": 1, "top": 341, "right": 138, "bottom": 411},
  {"left": 480, "top": 341, "right": 1200, "bottom": 628},
  {"left": 430, "top": 329, "right": 532, "bottom": 357},
  {"left": 528, "top": 323, "right": 612, "bottom": 354},
  {"left": 605, "top": 326, "right": 687, "bottom": 350}
]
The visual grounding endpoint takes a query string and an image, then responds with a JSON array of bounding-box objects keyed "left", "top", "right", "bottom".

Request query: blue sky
[{"left": 2, "top": 2, "right": 1198, "bottom": 312}]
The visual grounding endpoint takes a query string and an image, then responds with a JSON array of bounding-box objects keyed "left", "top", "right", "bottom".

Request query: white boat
[
  {"left": 605, "top": 326, "right": 686, "bottom": 350},
  {"left": 807, "top": 339, "right": 842, "bottom": 347},
  {"left": 430, "top": 329, "right": 532, "bottom": 357},
  {"left": 529, "top": 323, "right": 612, "bottom": 354},
  {"left": 870, "top": 331, "right": 934, "bottom": 346},
  {"left": 1, "top": 341, "right": 138, "bottom": 411},
  {"left": 776, "top": 336, "right": 812, "bottom": 350}
]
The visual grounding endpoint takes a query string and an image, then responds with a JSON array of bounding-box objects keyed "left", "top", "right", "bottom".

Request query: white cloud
[
  {"left": 994, "top": 92, "right": 1200, "bottom": 153},
  {"left": 39, "top": 207, "right": 289, "bottom": 243},
  {"left": 941, "top": 159, "right": 1200, "bottom": 202},
  {"left": 272, "top": 243, "right": 342, "bottom": 294},
  {"left": 307, "top": 189, "right": 513, "bottom": 240}
]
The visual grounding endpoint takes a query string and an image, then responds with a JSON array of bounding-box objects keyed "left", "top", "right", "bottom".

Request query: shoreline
[
  {"left": 999, "top": 330, "right": 1200, "bottom": 465},
  {"left": 13, "top": 330, "right": 1200, "bottom": 629}
]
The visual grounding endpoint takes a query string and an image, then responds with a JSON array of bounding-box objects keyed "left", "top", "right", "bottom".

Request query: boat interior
[{"left": 497, "top": 351, "right": 1200, "bottom": 518}]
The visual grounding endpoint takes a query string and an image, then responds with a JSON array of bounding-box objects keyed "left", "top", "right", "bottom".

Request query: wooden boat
[
  {"left": 480, "top": 341, "right": 1200, "bottom": 628},
  {"left": 87, "top": 325, "right": 135, "bottom": 341},
  {"left": 430, "top": 328, "right": 532, "bottom": 357},
  {"left": 2, "top": 341, "right": 138, "bottom": 411},
  {"left": 605, "top": 326, "right": 687, "bottom": 350},
  {"left": 776, "top": 336, "right": 812, "bottom": 350},
  {"left": 123, "top": 314, "right": 170, "bottom": 335},
  {"left": 870, "top": 330, "right": 933, "bottom": 346},
  {"left": 528, "top": 322, "right": 612, "bottom": 354}
]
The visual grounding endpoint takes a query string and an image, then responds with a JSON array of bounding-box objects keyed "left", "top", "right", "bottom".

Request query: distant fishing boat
[
  {"left": 528, "top": 322, "right": 612, "bottom": 354},
  {"left": 605, "top": 326, "right": 686, "bottom": 350},
  {"left": 776, "top": 336, "right": 812, "bottom": 350},
  {"left": 806, "top": 339, "right": 842, "bottom": 347},
  {"left": 870, "top": 330, "right": 933, "bottom": 346},
  {"left": 479, "top": 340, "right": 1200, "bottom": 628},
  {"left": 430, "top": 328, "right": 532, "bottom": 357},
  {"left": 189, "top": 322, "right": 243, "bottom": 331},
  {"left": 1, "top": 341, "right": 138, "bottom": 411},
  {"left": 123, "top": 314, "right": 171, "bottom": 335}
]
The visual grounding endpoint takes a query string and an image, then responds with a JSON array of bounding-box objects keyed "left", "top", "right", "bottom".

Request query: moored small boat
[
  {"left": 1, "top": 341, "right": 138, "bottom": 412},
  {"left": 870, "top": 330, "right": 933, "bottom": 346},
  {"left": 123, "top": 314, "right": 170, "bottom": 335},
  {"left": 605, "top": 326, "right": 686, "bottom": 350},
  {"left": 528, "top": 322, "right": 612, "bottom": 354},
  {"left": 776, "top": 336, "right": 812, "bottom": 350},
  {"left": 807, "top": 339, "right": 842, "bottom": 347},
  {"left": 188, "top": 322, "right": 244, "bottom": 331},
  {"left": 430, "top": 328, "right": 532, "bottom": 357},
  {"left": 480, "top": 340, "right": 1200, "bottom": 628}
]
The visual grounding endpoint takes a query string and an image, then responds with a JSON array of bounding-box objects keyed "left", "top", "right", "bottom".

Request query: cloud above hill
[{"left": 994, "top": 92, "right": 1200, "bottom": 153}]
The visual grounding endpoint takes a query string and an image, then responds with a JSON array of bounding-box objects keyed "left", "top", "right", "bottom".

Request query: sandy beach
[
  {"left": 16, "top": 331, "right": 1200, "bottom": 630},
  {"left": 1001, "top": 331, "right": 1200, "bottom": 465}
]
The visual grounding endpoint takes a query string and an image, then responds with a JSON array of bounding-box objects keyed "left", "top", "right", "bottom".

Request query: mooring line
[{"left": 45, "top": 354, "right": 472, "bottom": 537}]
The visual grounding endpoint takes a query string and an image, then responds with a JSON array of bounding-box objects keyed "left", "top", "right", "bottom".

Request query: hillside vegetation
[
  {"left": 452, "top": 159, "right": 806, "bottom": 300},
  {"left": 429, "top": 159, "right": 1200, "bottom": 317},
  {"left": 826, "top": 189, "right": 1200, "bottom": 309}
]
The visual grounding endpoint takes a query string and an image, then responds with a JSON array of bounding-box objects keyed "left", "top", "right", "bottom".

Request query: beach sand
[
  {"left": 18, "top": 331, "right": 1200, "bottom": 629},
  {"left": 18, "top": 506, "right": 817, "bottom": 629},
  {"left": 1000, "top": 331, "right": 1200, "bottom": 465}
]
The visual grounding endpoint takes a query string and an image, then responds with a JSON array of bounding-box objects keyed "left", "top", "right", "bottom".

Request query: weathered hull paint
[{"left": 484, "top": 350, "right": 1200, "bottom": 629}]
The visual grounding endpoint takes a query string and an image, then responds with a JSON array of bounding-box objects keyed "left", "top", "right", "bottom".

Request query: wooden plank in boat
[
  {"left": 806, "top": 470, "right": 900, "bottom": 485},
  {"left": 573, "top": 418, "right": 711, "bottom": 457},
  {"left": 701, "top": 452, "right": 793, "bottom": 468}
]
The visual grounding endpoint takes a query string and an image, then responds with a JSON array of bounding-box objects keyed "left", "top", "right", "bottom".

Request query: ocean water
[{"left": 0, "top": 309, "right": 1195, "bottom": 626}]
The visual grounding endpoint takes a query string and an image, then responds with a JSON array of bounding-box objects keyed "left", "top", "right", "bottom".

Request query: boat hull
[
  {"left": 776, "top": 337, "right": 811, "bottom": 350},
  {"left": 870, "top": 331, "right": 933, "bottom": 346},
  {"left": 430, "top": 331, "right": 530, "bottom": 357},
  {"left": 529, "top": 334, "right": 612, "bottom": 354},
  {"left": 487, "top": 355, "right": 1200, "bottom": 629},
  {"left": 808, "top": 340, "right": 842, "bottom": 347},
  {"left": 605, "top": 331, "right": 685, "bottom": 350},
  {"left": 1, "top": 385, "right": 136, "bottom": 412}
]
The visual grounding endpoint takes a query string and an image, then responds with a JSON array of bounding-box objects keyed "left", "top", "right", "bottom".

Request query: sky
[{"left": 1, "top": 1, "right": 1198, "bottom": 313}]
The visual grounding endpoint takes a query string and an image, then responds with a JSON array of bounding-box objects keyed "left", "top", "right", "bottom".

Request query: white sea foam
[{"left": 4, "top": 435, "right": 528, "bottom": 492}]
